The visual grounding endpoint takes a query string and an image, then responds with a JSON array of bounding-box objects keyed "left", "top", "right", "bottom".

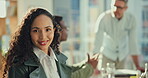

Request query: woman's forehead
[{"left": 32, "top": 15, "right": 53, "bottom": 27}]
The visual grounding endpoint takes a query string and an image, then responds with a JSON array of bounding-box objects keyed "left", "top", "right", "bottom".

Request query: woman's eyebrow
[
  {"left": 45, "top": 25, "right": 53, "bottom": 28},
  {"left": 31, "top": 26, "right": 53, "bottom": 29},
  {"left": 31, "top": 27, "right": 39, "bottom": 29}
]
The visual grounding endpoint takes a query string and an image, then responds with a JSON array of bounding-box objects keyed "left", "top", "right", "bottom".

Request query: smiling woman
[
  {"left": 3, "top": 7, "right": 98, "bottom": 78},
  {"left": 2, "top": 8, "right": 63, "bottom": 78}
]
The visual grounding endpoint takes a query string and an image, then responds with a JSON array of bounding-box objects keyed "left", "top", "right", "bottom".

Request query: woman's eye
[{"left": 32, "top": 30, "right": 38, "bottom": 32}]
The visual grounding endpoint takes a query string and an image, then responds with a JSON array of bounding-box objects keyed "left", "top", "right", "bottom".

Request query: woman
[
  {"left": 3, "top": 8, "right": 98, "bottom": 78},
  {"left": 3, "top": 8, "right": 64, "bottom": 78}
]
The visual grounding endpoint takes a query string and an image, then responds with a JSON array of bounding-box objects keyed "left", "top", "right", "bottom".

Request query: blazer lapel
[
  {"left": 29, "top": 66, "right": 47, "bottom": 78},
  {"left": 55, "top": 53, "right": 72, "bottom": 78},
  {"left": 24, "top": 53, "right": 47, "bottom": 78},
  {"left": 55, "top": 53, "right": 68, "bottom": 64}
]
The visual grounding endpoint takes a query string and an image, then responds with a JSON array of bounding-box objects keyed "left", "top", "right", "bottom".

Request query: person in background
[
  {"left": 54, "top": 15, "right": 99, "bottom": 78},
  {"left": 54, "top": 16, "right": 68, "bottom": 42},
  {"left": 93, "top": 0, "right": 144, "bottom": 71}
]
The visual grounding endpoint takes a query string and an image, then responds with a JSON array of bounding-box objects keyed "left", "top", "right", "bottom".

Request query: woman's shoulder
[
  {"left": 9, "top": 61, "right": 38, "bottom": 78},
  {"left": 9, "top": 55, "right": 39, "bottom": 75},
  {"left": 12, "top": 53, "right": 39, "bottom": 68}
]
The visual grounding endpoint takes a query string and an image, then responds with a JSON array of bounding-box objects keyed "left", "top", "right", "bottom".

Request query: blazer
[
  {"left": 8, "top": 52, "right": 72, "bottom": 78},
  {"left": 8, "top": 52, "right": 93, "bottom": 78}
]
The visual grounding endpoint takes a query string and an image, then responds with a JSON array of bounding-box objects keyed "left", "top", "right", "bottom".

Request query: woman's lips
[{"left": 38, "top": 40, "right": 49, "bottom": 46}]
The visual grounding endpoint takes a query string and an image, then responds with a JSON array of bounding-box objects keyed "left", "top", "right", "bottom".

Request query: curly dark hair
[{"left": 3, "top": 8, "right": 61, "bottom": 78}]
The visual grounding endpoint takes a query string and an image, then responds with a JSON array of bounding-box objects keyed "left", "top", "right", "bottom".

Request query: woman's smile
[{"left": 38, "top": 40, "right": 49, "bottom": 46}]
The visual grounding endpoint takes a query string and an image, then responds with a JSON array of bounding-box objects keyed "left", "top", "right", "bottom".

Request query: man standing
[{"left": 93, "top": 0, "right": 143, "bottom": 70}]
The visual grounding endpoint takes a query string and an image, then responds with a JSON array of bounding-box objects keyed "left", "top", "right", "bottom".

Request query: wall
[
  {"left": 17, "top": 0, "right": 53, "bottom": 24},
  {"left": 0, "top": 18, "right": 6, "bottom": 38}
]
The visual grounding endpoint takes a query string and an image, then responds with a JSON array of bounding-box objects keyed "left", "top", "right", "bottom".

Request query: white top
[
  {"left": 93, "top": 10, "right": 140, "bottom": 61},
  {"left": 33, "top": 47, "right": 60, "bottom": 78}
]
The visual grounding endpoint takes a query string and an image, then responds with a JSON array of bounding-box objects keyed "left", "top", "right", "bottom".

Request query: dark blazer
[{"left": 8, "top": 52, "right": 72, "bottom": 78}]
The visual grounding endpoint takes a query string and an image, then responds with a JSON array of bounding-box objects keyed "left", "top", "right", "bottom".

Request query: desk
[
  {"left": 114, "top": 69, "right": 139, "bottom": 78},
  {"left": 115, "top": 75, "right": 137, "bottom": 78},
  {"left": 90, "top": 69, "right": 139, "bottom": 78}
]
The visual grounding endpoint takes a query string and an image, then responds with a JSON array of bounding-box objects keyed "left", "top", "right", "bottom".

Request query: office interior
[{"left": 0, "top": 0, "right": 148, "bottom": 77}]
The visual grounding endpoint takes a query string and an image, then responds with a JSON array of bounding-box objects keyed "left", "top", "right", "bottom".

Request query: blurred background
[{"left": 0, "top": 0, "right": 148, "bottom": 76}]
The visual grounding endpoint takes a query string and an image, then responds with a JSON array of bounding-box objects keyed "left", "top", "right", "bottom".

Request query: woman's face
[{"left": 30, "top": 14, "right": 54, "bottom": 53}]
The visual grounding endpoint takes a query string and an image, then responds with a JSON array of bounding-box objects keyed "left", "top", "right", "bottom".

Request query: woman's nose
[{"left": 39, "top": 31, "right": 46, "bottom": 39}]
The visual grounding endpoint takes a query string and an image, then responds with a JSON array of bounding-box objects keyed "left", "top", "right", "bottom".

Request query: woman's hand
[
  {"left": 137, "top": 66, "right": 145, "bottom": 72},
  {"left": 87, "top": 53, "right": 99, "bottom": 69}
]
